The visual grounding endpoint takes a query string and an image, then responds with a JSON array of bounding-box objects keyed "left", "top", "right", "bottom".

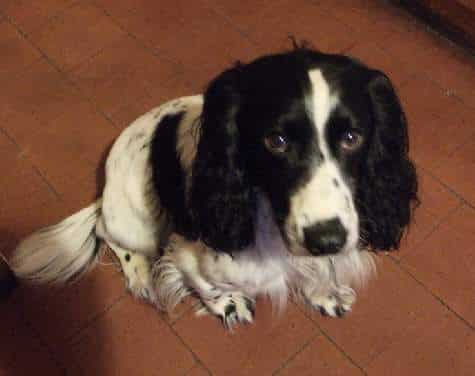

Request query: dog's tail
[{"left": 10, "top": 200, "right": 102, "bottom": 284}]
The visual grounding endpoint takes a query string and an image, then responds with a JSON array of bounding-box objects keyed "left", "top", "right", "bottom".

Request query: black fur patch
[
  {"left": 355, "top": 73, "right": 418, "bottom": 250},
  {"left": 244, "top": 297, "right": 255, "bottom": 318},
  {"left": 224, "top": 302, "right": 236, "bottom": 317},
  {"left": 151, "top": 112, "right": 194, "bottom": 236}
]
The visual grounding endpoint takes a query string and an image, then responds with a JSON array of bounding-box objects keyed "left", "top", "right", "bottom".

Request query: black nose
[{"left": 303, "top": 218, "right": 347, "bottom": 255}]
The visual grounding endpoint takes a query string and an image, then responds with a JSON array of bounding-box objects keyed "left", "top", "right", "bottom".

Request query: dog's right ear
[{"left": 190, "top": 66, "right": 257, "bottom": 253}]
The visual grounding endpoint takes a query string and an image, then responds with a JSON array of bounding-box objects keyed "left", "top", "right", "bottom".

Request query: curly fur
[
  {"left": 190, "top": 68, "right": 257, "bottom": 252},
  {"left": 357, "top": 73, "right": 419, "bottom": 250}
]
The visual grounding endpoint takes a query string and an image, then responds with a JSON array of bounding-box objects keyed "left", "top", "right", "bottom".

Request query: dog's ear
[
  {"left": 357, "top": 71, "right": 419, "bottom": 251},
  {"left": 190, "top": 66, "right": 256, "bottom": 253}
]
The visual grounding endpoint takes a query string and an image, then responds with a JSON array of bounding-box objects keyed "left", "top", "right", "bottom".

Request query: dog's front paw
[
  {"left": 204, "top": 292, "right": 255, "bottom": 329},
  {"left": 308, "top": 286, "right": 356, "bottom": 318}
]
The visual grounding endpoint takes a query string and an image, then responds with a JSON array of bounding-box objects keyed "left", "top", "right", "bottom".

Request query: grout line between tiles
[
  {"left": 420, "top": 167, "right": 475, "bottom": 211},
  {"left": 439, "top": 131, "right": 475, "bottom": 163},
  {"left": 387, "top": 194, "right": 475, "bottom": 331},
  {"left": 389, "top": 256, "right": 475, "bottom": 331},
  {"left": 198, "top": 0, "right": 264, "bottom": 48},
  {"left": 271, "top": 332, "right": 320, "bottom": 375},
  {"left": 0, "top": 126, "right": 62, "bottom": 200},
  {"left": 167, "top": 300, "right": 202, "bottom": 326},
  {"left": 0, "top": 126, "right": 21, "bottom": 150},
  {"left": 185, "top": 361, "right": 212, "bottom": 376},
  {"left": 29, "top": 164, "right": 62, "bottom": 200},
  {"left": 397, "top": 199, "right": 465, "bottom": 259},
  {"left": 14, "top": 303, "right": 69, "bottom": 375},
  {"left": 164, "top": 319, "right": 214, "bottom": 376},
  {"left": 386, "top": 201, "right": 475, "bottom": 332},
  {"left": 67, "top": 292, "right": 127, "bottom": 347},
  {"left": 294, "top": 303, "right": 368, "bottom": 375},
  {"left": 13, "top": 267, "right": 127, "bottom": 373},
  {"left": 89, "top": 2, "right": 184, "bottom": 68},
  {"left": 3, "top": 0, "right": 82, "bottom": 37},
  {"left": 2, "top": 13, "right": 122, "bottom": 131}
]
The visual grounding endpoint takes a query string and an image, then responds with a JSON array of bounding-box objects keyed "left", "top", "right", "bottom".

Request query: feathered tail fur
[{"left": 10, "top": 200, "right": 102, "bottom": 284}]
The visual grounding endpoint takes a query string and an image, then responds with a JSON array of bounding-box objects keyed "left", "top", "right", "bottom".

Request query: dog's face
[
  {"left": 234, "top": 60, "right": 364, "bottom": 257},
  {"left": 190, "top": 49, "right": 418, "bottom": 257}
]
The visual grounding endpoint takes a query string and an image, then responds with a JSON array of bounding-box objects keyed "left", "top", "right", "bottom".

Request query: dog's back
[{"left": 8, "top": 96, "right": 203, "bottom": 286}]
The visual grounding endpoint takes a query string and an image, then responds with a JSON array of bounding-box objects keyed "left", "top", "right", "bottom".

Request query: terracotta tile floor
[{"left": 1, "top": 0, "right": 475, "bottom": 374}]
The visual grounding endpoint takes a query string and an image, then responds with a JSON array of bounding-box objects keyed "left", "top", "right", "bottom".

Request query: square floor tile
[
  {"left": 1, "top": 0, "right": 76, "bottom": 34},
  {"left": 400, "top": 77, "right": 474, "bottom": 170},
  {"left": 401, "top": 205, "right": 475, "bottom": 327},
  {"left": 30, "top": 2, "right": 126, "bottom": 71},
  {"left": 0, "top": 131, "right": 60, "bottom": 254},
  {"left": 11, "top": 253, "right": 126, "bottom": 353},
  {"left": 243, "top": 0, "right": 357, "bottom": 54},
  {"left": 64, "top": 297, "right": 196, "bottom": 375},
  {"left": 109, "top": 75, "right": 192, "bottom": 129},
  {"left": 70, "top": 35, "right": 179, "bottom": 117},
  {"left": 0, "top": 130, "right": 56, "bottom": 210},
  {"left": 382, "top": 19, "right": 441, "bottom": 68},
  {"left": 365, "top": 306, "right": 474, "bottom": 375},
  {"left": 397, "top": 170, "right": 461, "bottom": 257},
  {"left": 384, "top": 20, "right": 475, "bottom": 108},
  {"left": 0, "top": 20, "right": 41, "bottom": 76},
  {"left": 432, "top": 139, "right": 475, "bottom": 207},
  {"left": 185, "top": 363, "right": 210, "bottom": 376},
  {"left": 0, "top": 301, "right": 63, "bottom": 375},
  {"left": 204, "top": 0, "right": 286, "bottom": 29},
  {"left": 118, "top": 0, "right": 260, "bottom": 75},
  {"left": 277, "top": 335, "right": 363, "bottom": 376},
  {"left": 323, "top": 0, "right": 416, "bottom": 47},
  {"left": 92, "top": 0, "right": 138, "bottom": 18},
  {"left": 302, "top": 255, "right": 456, "bottom": 367},
  {"left": 0, "top": 58, "right": 83, "bottom": 126},
  {"left": 5, "top": 100, "right": 119, "bottom": 208},
  {"left": 346, "top": 43, "right": 415, "bottom": 88},
  {"left": 0, "top": 195, "right": 68, "bottom": 258},
  {"left": 174, "top": 299, "right": 319, "bottom": 375}
]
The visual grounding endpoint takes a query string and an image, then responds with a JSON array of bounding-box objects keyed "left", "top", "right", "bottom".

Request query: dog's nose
[{"left": 304, "top": 218, "right": 347, "bottom": 255}]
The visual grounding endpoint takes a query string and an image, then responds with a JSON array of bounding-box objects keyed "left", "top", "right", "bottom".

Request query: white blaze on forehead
[{"left": 307, "top": 69, "right": 339, "bottom": 156}]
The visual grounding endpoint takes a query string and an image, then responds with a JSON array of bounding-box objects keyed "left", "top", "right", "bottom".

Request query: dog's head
[{"left": 189, "top": 47, "right": 418, "bottom": 257}]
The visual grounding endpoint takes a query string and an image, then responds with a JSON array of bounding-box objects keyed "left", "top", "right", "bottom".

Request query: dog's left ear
[
  {"left": 190, "top": 66, "right": 256, "bottom": 253},
  {"left": 357, "top": 71, "right": 419, "bottom": 251}
]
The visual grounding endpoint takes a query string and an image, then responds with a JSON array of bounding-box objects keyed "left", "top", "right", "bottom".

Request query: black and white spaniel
[{"left": 11, "top": 47, "right": 418, "bottom": 328}]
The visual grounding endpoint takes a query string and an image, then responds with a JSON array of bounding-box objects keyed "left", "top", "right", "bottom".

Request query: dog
[{"left": 10, "top": 47, "right": 418, "bottom": 328}]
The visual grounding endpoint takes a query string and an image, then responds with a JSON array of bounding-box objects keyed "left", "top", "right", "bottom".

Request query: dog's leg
[
  {"left": 294, "top": 256, "right": 356, "bottom": 317},
  {"left": 302, "top": 282, "right": 356, "bottom": 317},
  {"left": 107, "top": 241, "right": 155, "bottom": 303},
  {"left": 193, "top": 277, "right": 255, "bottom": 329},
  {"left": 167, "top": 240, "right": 255, "bottom": 328}
]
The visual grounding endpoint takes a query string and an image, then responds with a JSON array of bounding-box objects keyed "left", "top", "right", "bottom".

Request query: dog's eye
[
  {"left": 265, "top": 133, "right": 288, "bottom": 153},
  {"left": 340, "top": 130, "right": 363, "bottom": 151}
]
